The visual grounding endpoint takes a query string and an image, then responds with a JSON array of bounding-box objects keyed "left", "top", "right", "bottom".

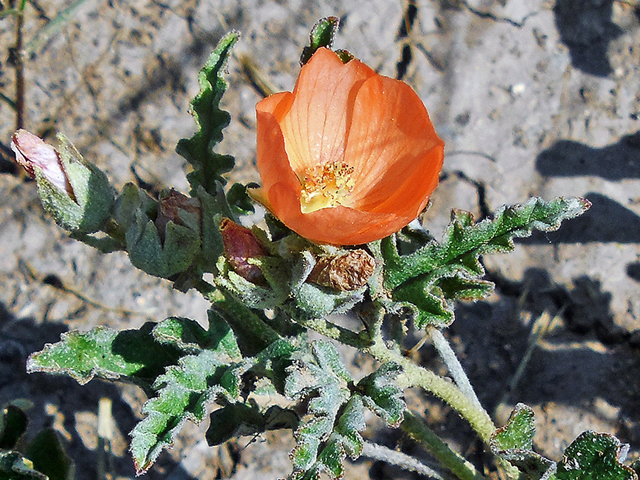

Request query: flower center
[{"left": 300, "top": 161, "right": 355, "bottom": 214}]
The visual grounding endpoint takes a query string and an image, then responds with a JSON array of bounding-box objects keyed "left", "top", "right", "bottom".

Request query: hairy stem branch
[
  {"left": 428, "top": 326, "right": 483, "bottom": 410},
  {"left": 401, "top": 411, "right": 486, "bottom": 480},
  {"left": 362, "top": 440, "right": 445, "bottom": 479}
]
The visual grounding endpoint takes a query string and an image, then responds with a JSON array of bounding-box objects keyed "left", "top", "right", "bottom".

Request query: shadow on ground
[
  {"left": 0, "top": 302, "right": 196, "bottom": 480},
  {"left": 449, "top": 267, "right": 640, "bottom": 450},
  {"left": 553, "top": 0, "right": 624, "bottom": 77}
]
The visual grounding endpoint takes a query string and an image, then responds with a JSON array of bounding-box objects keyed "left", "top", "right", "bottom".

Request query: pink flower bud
[{"left": 11, "top": 129, "right": 73, "bottom": 197}]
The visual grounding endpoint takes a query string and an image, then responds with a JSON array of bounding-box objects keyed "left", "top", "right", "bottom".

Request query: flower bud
[
  {"left": 11, "top": 130, "right": 72, "bottom": 196},
  {"left": 11, "top": 130, "right": 114, "bottom": 234},
  {"left": 155, "top": 189, "right": 201, "bottom": 244},
  {"left": 220, "top": 218, "right": 269, "bottom": 284}
]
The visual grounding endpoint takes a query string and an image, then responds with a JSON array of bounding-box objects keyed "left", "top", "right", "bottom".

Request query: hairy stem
[
  {"left": 366, "top": 339, "right": 496, "bottom": 444},
  {"left": 362, "top": 440, "right": 445, "bottom": 479},
  {"left": 294, "top": 316, "right": 369, "bottom": 348},
  {"left": 401, "top": 411, "right": 486, "bottom": 480},
  {"left": 427, "top": 326, "right": 483, "bottom": 410}
]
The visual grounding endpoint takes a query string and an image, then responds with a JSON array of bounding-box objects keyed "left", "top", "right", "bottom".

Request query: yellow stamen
[{"left": 300, "top": 161, "right": 355, "bottom": 213}]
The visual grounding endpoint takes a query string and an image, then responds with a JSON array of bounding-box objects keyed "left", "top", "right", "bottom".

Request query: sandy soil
[{"left": 1, "top": 1, "right": 640, "bottom": 478}]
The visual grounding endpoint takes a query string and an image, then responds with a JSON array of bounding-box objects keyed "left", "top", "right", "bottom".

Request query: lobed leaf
[
  {"left": 130, "top": 316, "right": 244, "bottom": 474},
  {"left": 492, "top": 404, "right": 638, "bottom": 480},
  {"left": 383, "top": 197, "right": 590, "bottom": 328},
  {"left": 26, "top": 323, "right": 181, "bottom": 390},
  {"left": 358, "top": 362, "right": 406, "bottom": 427},
  {"left": 176, "top": 32, "right": 238, "bottom": 197}
]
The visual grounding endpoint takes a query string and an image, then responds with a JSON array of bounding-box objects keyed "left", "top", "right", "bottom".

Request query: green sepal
[
  {"left": 36, "top": 134, "right": 114, "bottom": 234},
  {"left": 176, "top": 32, "right": 239, "bottom": 197},
  {"left": 300, "top": 16, "right": 340, "bottom": 65},
  {"left": 26, "top": 323, "right": 181, "bottom": 392},
  {"left": 115, "top": 183, "right": 200, "bottom": 279}
]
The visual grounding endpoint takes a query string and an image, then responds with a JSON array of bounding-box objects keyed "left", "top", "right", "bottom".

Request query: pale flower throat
[{"left": 300, "top": 161, "right": 355, "bottom": 214}]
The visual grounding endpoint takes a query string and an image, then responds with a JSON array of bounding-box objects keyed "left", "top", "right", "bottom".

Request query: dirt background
[{"left": 1, "top": 0, "right": 640, "bottom": 478}]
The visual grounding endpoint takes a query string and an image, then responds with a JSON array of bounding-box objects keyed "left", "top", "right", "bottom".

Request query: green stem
[
  {"left": 402, "top": 411, "right": 486, "bottom": 480},
  {"left": 294, "top": 316, "right": 369, "bottom": 349},
  {"left": 366, "top": 339, "right": 496, "bottom": 444}
]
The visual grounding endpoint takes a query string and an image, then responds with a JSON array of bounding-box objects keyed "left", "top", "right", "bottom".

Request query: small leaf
[
  {"left": 300, "top": 17, "right": 339, "bottom": 65},
  {"left": 556, "top": 431, "right": 636, "bottom": 480},
  {"left": 25, "top": 429, "right": 74, "bottom": 480},
  {"left": 0, "top": 451, "right": 48, "bottom": 480},
  {"left": 0, "top": 405, "right": 28, "bottom": 450},
  {"left": 358, "top": 363, "right": 406, "bottom": 427},
  {"left": 491, "top": 404, "right": 555, "bottom": 480},
  {"left": 176, "top": 32, "right": 239, "bottom": 197},
  {"left": 26, "top": 324, "right": 181, "bottom": 390}
]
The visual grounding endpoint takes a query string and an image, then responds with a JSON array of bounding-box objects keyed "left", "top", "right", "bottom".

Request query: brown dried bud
[
  {"left": 308, "top": 249, "right": 375, "bottom": 291},
  {"left": 155, "top": 189, "right": 200, "bottom": 243},
  {"left": 220, "top": 218, "right": 269, "bottom": 284}
]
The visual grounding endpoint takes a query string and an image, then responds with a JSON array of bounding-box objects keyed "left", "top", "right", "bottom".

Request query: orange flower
[{"left": 254, "top": 47, "right": 444, "bottom": 245}]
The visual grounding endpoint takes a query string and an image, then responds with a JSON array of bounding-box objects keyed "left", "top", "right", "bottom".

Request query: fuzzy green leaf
[
  {"left": 492, "top": 404, "right": 638, "bottom": 480},
  {"left": 176, "top": 32, "right": 238, "bottom": 197},
  {"left": 358, "top": 362, "right": 406, "bottom": 427},
  {"left": 555, "top": 431, "right": 636, "bottom": 480},
  {"left": 491, "top": 404, "right": 554, "bottom": 480},
  {"left": 285, "top": 342, "right": 371, "bottom": 480},
  {"left": 383, "top": 197, "right": 590, "bottom": 328},
  {"left": 130, "top": 316, "right": 243, "bottom": 474},
  {"left": 26, "top": 323, "right": 181, "bottom": 390},
  {"left": 152, "top": 317, "right": 213, "bottom": 353}
]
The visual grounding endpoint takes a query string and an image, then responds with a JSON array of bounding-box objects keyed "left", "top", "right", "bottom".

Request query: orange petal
[
  {"left": 267, "top": 181, "right": 406, "bottom": 245},
  {"left": 279, "top": 48, "right": 376, "bottom": 175},
  {"left": 344, "top": 75, "right": 444, "bottom": 216},
  {"left": 256, "top": 92, "right": 300, "bottom": 203}
]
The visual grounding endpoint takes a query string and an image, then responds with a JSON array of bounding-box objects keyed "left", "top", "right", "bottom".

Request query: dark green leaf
[
  {"left": 25, "top": 429, "right": 73, "bottom": 480},
  {"left": 152, "top": 317, "right": 212, "bottom": 353},
  {"left": 300, "top": 17, "right": 339, "bottom": 65},
  {"left": 227, "top": 182, "right": 257, "bottom": 216},
  {"left": 0, "top": 406, "right": 28, "bottom": 450},
  {"left": 26, "top": 323, "right": 181, "bottom": 390},
  {"left": 176, "top": 32, "right": 238, "bottom": 197},
  {"left": 556, "top": 431, "right": 636, "bottom": 480},
  {"left": 490, "top": 404, "right": 555, "bottom": 480},
  {"left": 206, "top": 403, "right": 298, "bottom": 446}
]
